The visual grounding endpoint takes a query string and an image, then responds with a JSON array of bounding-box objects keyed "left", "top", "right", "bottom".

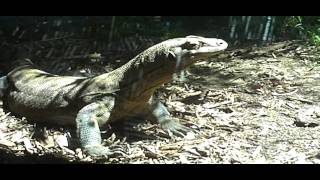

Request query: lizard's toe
[
  {"left": 84, "top": 145, "right": 125, "bottom": 157},
  {"left": 160, "top": 118, "right": 192, "bottom": 137},
  {"left": 108, "top": 145, "right": 127, "bottom": 157}
]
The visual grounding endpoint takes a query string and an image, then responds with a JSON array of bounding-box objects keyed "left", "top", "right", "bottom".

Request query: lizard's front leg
[
  {"left": 75, "top": 98, "right": 120, "bottom": 156},
  {"left": 146, "top": 96, "right": 191, "bottom": 137}
]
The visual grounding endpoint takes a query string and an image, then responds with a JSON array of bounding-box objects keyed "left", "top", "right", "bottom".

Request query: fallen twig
[{"left": 285, "top": 96, "right": 314, "bottom": 104}]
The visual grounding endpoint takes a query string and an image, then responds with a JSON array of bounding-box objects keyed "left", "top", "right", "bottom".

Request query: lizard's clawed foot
[
  {"left": 84, "top": 144, "right": 126, "bottom": 157},
  {"left": 160, "top": 118, "right": 192, "bottom": 137}
]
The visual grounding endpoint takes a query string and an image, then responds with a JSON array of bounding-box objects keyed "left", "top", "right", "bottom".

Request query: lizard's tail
[{"left": 0, "top": 76, "right": 8, "bottom": 98}]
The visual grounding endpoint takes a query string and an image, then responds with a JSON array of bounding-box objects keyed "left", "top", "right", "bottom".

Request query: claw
[
  {"left": 84, "top": 145, "right": 126, "bottom": 157},
  {"left": 160, "top": 118, "right": 192, "bottom": 137},
  {"left": 169, "top": 129, "right": 185, "bottom": 138}
]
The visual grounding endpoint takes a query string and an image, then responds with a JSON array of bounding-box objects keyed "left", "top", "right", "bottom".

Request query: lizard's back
[{"left": 4, "top": 65, "right": 90, "bottom": 125}]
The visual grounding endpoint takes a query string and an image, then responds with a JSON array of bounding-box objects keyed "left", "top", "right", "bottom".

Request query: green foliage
[{"left": 280, "top": 16, "right": 320, "bottom": 46}]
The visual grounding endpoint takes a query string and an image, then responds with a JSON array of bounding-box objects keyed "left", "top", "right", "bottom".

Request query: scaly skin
[{"left": 1, "top": 36, "right": 228, "bottom": 156}]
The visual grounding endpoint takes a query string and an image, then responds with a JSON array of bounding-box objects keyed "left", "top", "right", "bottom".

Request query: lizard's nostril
[{"left": 216, "top": 40, "right": 227, "bottom": 46}]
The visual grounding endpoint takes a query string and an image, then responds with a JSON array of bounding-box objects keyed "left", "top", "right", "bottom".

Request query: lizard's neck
[{"left": 98, "top": 42, "right": 177, "bottom": 99}]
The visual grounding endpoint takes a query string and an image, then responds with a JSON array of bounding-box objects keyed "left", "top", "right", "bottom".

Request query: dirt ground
[{"left": 1, "top": 40, "right": 320, "bottom": 164}]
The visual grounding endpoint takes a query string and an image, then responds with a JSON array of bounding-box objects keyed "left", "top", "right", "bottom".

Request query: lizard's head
[{"left": 168, "top": 35, "right": 228, "bottom": 70}]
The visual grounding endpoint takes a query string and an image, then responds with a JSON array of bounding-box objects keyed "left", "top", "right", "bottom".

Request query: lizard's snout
[
  {"left": 215, "top": 39, "right": 228, "bottom": 48},
  {"left": 217, "top": 40, "right": 225, "bottom": 46}
]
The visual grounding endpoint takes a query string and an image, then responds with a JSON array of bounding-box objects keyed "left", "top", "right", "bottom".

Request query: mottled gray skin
[{"left": 1, "top": 36, "right": 228, "bottom": 156}]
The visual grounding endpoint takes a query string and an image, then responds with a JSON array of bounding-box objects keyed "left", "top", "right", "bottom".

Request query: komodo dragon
[{"left": 0, "top": 35, "right": 228, "bottom": 156}]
